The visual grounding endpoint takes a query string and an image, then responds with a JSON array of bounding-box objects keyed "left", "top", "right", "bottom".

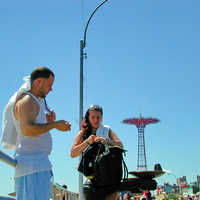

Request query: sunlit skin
[{"left": 70, "top": 110, "right": 123, "bottom": 158}]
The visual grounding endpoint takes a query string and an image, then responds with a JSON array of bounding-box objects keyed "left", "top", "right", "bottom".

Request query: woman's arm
[
  {"left": 108, "top": 130, "right": 124, "bottom": 148},
  {"left": 70, "top": 130, "right": 97, "bottom": 158}
]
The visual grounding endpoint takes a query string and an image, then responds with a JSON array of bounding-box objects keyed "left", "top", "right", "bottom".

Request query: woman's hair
[
  {"left": 30, "top": 66, "right": 55, "bottom": 84},
  {"left": 82, "top": 105, "right": 103, "bottom": 140}
]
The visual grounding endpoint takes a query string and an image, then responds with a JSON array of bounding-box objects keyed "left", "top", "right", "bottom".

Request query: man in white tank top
[{"left": 3, "top": 66, "right": 71, "bottom": 200}]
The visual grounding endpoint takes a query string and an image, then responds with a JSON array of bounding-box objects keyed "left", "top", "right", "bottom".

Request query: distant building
[
  {"left": 197, "top": 175, "right": 200, "bottom": 189},
  {"left": 180, "top": 175, "right": 200, "bottom": 194},
  {"left": 156, "top": 175, "right": 200, "bottom": 195},
  {"left": 177, "top": 176, "right": 187, "bottom": 186}
]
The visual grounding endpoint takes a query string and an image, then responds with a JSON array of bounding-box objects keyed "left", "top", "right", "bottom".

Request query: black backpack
[
  {"left": 78, "top": 142, "right": 128, "bottom": 186},
  {"left": 78, "top": 143, "right": 100, "bottom": 177}
]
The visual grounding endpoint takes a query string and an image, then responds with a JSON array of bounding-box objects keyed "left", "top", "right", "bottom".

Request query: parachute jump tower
[{"left": 122, "top": 114, "right": 160, "bottom": 171}]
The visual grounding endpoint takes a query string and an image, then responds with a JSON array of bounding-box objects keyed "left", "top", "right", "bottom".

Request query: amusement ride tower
[{"left": 122, "top": 114, "right": 160, "bottom": 171}]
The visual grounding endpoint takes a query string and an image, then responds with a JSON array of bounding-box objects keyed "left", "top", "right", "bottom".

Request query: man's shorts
[{"left": 15, "top": 170, "right": 53, "bottom": 200}]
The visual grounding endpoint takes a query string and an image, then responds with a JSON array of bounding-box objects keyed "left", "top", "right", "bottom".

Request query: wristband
[
  {"left": 107, "top": 138, "right": 111, "bottom": 144},
  {"left": 86, "top": 139, "right": 91, "bottom": 145}
]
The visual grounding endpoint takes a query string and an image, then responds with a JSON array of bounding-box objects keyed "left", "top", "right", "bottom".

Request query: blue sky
[{"left": 0, "top": 0, "right": 200, "bottom": 197}]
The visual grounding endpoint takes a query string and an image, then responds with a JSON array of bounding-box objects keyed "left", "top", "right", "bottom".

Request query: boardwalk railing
[
  {"left": 51, "top": 183, "right": 78, "bottom": 200},
  {"left": 0, "top": 150, "right": 79, "bottom": 200}
]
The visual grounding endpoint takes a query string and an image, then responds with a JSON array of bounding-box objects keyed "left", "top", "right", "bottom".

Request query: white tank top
[
  {"left": 13, "top": 92, "right": 52, "bottom": 178},
  {"left": 96, "top": 124, "right": 110, "bottom": 138}
]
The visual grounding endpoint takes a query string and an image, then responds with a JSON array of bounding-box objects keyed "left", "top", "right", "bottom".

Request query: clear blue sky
[{"left": 0, "top": 0, "right": 200, "bottom": 197}]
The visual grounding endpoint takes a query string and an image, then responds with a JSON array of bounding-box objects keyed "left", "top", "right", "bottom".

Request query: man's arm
[{"left": 15, "top": 94, "right": 71, "bottom": 136}]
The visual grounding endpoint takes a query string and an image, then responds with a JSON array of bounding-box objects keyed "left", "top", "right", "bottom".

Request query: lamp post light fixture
[
  {"left": 168, "top": 173, "right": 179, "bottom": 194},
  {"left": 157, "top": 178, "right": 166, "bottom": 193}
]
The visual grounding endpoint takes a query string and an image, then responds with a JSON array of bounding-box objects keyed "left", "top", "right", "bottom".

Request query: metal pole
[
  {"left": 79, "top": 39, "right": 84, "bottom": 200},
  {"left": 79, "top": 1, "right": 108, "bottom": 199},
  {"left": 0, "top": 150, "right": 16, "bottom": 167}
]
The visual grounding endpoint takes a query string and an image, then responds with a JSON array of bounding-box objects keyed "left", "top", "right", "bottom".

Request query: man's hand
[
  {"left": 55, "top": 120, "right": 71, "bottom": 131},
  {"left": 46, "top": 110, "right": 56, "bottom": 122}
]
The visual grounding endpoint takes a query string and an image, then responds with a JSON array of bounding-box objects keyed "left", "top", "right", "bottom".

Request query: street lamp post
[
  {"left": 79, "top": 1, "right": 108, "bottom": 199},
  {"left": 168, "top": 173, "right": 179, "bottom": 194},
  {"left": 158, "top": 178, "right": 165, "bottom": 185},
  {"left": 157, "top": 178, "right": 166, "bottom": 193}
]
